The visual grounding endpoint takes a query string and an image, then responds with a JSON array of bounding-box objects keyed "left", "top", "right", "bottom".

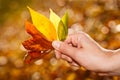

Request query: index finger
[{"left": 64, "top": 34, "right": 82, "bottom": 48}]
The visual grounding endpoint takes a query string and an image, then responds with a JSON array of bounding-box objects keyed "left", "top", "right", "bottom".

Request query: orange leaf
[
  {"left": 22, "top": 7, "right": 68, "bottom": 64},
  {"left": 22, "top": 21, "right": 53, "bottom": 63}
]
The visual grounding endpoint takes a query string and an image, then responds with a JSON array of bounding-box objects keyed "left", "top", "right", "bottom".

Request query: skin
[{"left": 52, "top": 31, "right": 120, "bottom": 76}]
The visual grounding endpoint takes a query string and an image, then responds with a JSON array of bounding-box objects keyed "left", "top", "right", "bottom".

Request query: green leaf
[
  {"left": 49, "top": 9, "right": 68, "bottom": 41},
  {"left": 61, "top": 11, "right": 68, "bottom": 40},
  {"left": 57, "top": 20, "right": 66, "bottom": 41}
]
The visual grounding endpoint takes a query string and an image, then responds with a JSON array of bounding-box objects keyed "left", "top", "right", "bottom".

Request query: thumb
[{"left": 52, "top": 41, "right": 78, "bottom": 58}]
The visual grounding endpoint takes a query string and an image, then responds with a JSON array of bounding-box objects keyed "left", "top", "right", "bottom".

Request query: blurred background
[{"left": 0, "top": 0, "right": 120, "bottom": 80}]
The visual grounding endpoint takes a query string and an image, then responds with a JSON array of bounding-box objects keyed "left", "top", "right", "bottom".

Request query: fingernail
[{"left": 52, "top": 41, "right": 60, "bottom": 49}]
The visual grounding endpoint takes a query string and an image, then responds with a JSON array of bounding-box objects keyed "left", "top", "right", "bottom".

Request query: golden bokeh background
[{"left": 0, "top": 0, "right": 120, "bottom": 80}]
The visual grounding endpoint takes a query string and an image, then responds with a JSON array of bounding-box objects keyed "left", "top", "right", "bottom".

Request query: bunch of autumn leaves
[{"left": 22, "top": 7, "right": 68, "bottom": 63}]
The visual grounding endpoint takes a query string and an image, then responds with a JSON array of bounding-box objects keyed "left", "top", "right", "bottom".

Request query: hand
[{"left": 52, "top": 32, "right": 120, "bottom": 76}]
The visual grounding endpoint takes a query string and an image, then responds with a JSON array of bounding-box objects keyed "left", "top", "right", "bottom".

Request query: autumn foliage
[
  {"left": 1, "top": 0, "right": 120, "bottom": 80},
  {"left": 22, "top": 7, "right": 68, "bottom": 63},
  {"left": 22, "top": 21, "right": 53, "bottom": 63}
]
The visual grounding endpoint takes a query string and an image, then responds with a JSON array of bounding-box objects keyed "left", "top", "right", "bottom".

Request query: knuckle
[
  {"left": 78, "top": 33, "right": 86, "bottom": 39},
  {"left": 68, "top": 34, "right": 74, "bottom": 37}
]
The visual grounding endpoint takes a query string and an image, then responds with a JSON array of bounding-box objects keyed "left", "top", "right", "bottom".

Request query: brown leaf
[{"left": 22, "top": 21, "right": 53, "bottom": 63}]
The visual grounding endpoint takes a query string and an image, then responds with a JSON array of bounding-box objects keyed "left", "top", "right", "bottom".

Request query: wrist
[
  {"left": 102, "top": 49, "right": 120, "bottom": 74},
  {"left": 108, "top": 49, "right": 120, "bottom": 74},
  {"left": 98, "top": 48, "right": 115, "bottom": 72}
]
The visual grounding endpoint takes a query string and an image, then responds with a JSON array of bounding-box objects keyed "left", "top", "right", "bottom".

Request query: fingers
[
  {"left": 70, "top": 61, "right": 79, "bottom": 67},
  {"left": 65, "top": 29, "right": 83, "bottom": 48},
  {"left": 52, "top": 41, "right": 79, "bottom": 58},
  {"left": 53, "top": 40, "right": 80, "bottom": 67},
  {"left": 98, "top": 73, "right": 109, "bottom": 76},
  {"left": 54, "top": 50, "right": 61, "bottom": 59},
  {"left": 65, "top": 34, "right": 82, "bottom": 48},
  {"left": 55, "top": 50, "right": 79, "bottom": 67},
  {"left": 68, "top": 28, "right": 74, "bottom": 35},
  {"left": 98, "top": 72, "right": 120, "bottom": 76},
  {"left": 55, "top": 50, "right": 73, "bottom": 62},
  {"left": 61, "top": 54, "right": 73, "bottom": 63},
  {"left": 65, "top": 31, "right": 100, "bottom": 49},
  {"left": 98, "top": 73, "right": 114, "bottom": 76}
]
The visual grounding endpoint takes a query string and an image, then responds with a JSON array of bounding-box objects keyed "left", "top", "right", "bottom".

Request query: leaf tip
[
  {"left": 49, "top": 8, "right": 55, "bottom": 16},
  {"left": 27, "top": 6, "right": 31, "bottom": 10},
  {"left": 49, "top": 8, "right": 52, "bottom": 12}
]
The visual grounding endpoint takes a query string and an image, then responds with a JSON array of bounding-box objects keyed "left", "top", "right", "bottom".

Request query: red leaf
[{"left": 22, "top": 21, "right": 53, "bottom": 64}]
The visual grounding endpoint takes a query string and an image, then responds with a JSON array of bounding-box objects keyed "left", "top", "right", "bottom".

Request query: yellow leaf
[
  {"left": 49, "top": 9, "right": 61, "bottom": 40},
  {"left": 50, "top": 9, "right": 68, "bottom": 40},
  {"left": 22, "top": 7, "right": 69, "bottom": 63},
  {"left": 27, "top": 7, "right": 57, "bottom": 41}
]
